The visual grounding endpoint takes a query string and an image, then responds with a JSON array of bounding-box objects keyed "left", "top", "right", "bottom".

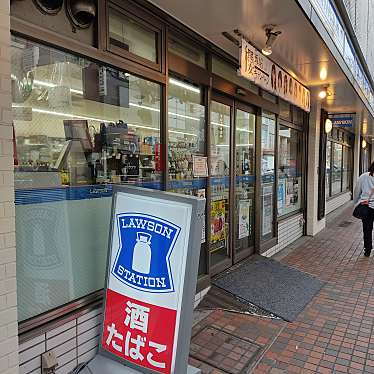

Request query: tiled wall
[
  {"left": 263, "top": 213, "right": 305, "bottom": 258},
  {"left": 19, "top": 290, "right": 206, "bottom": 374},
  {"left": 19, "top": 309, "right": 102, "bottom": 374},
  {"left": 0, "top": 1, "right": 19, "bottom": 373},
  {"left": 326, "top": 192, "right": 352, "bottom": 215}
]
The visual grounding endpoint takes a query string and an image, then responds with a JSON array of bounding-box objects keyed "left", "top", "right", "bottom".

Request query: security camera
[
  {"left": 66, "top": 0, "right": 96, "bottom": 29},
  {"left": 33, "top": 0, "right": 63, "bottom": 14}
]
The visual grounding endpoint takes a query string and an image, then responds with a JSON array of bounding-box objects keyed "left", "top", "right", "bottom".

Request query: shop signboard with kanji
[{"left": 99, "top": 186, "right": 204, "bottom": 374}]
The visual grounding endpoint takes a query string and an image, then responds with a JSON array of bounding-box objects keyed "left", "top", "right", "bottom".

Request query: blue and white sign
[
  {"left": 112, "top": 213, "right": 181, "bottom": 293},
  {"left": 331, "top": 116, "right": 353, "bottom": 128},
  {"left": 100, "top": 187, "right": 204, "bottom": 374}
]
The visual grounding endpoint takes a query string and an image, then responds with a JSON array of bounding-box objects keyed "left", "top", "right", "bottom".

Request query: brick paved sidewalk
[{"left": 189, "top": 205, "right": 374, "bottom": 373}]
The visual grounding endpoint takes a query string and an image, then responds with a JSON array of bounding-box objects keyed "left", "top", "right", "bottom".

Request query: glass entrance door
[
  {"left": 234, "top": 107, "right": 256, "bottom": 261},
  {"left": 209, "top": 95, "right": 257, "bottom": 274},
  {"left": 210, "top": 99, "right": 232, "bottom": 273}
]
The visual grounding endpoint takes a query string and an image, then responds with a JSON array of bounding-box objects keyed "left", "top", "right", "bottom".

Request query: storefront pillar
[
  {"left": 306, "top": 98, "right": 326, "bottom": 236},
  {"left": 353, "top": 113, "right": 362, "bottom": 189},
  {"left": 0, "top": 1, "right": 19, "bottom": 372}
]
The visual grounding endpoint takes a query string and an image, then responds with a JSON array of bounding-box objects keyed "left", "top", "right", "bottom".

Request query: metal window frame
[
  {"left": 277, "top": 122, "right": 305, "bottom": 219},
  {"left": 106, "top": 0, "right": 165, "bottom": 73}
]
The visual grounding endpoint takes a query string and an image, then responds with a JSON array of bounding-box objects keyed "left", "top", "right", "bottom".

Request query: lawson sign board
[
  {"left": 330, "top": 117, "right": 353, "bottom": 128},
  {"left": 99, "top": 186, "right": 204, "bottom": 374}
]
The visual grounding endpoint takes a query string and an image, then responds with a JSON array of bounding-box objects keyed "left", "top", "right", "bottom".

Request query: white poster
[
  {"left": 192, "top": 155, "right": 208, "bottom": 177},
  {"left": 197, "top": 189, "right": 206, "bottom": 244},
  {"left": 262, "top": 184, "right": 273, "bottom": 236},
  {"left": 238, "top": 199, "right": 251, "bottom": 239},
  {"left": 239, "top": 39, "right": 310, "bottom": 112}
]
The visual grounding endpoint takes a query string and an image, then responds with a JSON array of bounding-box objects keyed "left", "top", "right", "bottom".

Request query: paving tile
[{"left": 190, "top": 205, "right": 374, "bottom": 373}]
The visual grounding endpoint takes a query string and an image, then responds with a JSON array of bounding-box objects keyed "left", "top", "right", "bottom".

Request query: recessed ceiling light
[{"left": 320, "top": 67, "right": 327, "bottom": 81}]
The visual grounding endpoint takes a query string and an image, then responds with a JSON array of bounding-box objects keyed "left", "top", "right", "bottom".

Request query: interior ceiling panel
[{"left": 149, "top": 0, "right": 374, "bottom": 133}]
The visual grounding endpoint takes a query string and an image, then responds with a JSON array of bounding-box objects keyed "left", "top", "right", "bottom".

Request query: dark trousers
[{"left": 362, "top": 207, "right": 374, "bottom": 251}]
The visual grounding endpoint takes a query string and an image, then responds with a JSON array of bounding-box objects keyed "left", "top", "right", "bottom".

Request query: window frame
[
  {"left": 12, "top": 35, "right": 164, "bottom": 333},
  {"left": 277, "top": 121, "right": 304, "bottom": 219},
  {"left": 326, "top": 130, "right": 353, "bottom": 200},
  {"left": 106, "top": 0, "right": 165, "bottom": 73}
]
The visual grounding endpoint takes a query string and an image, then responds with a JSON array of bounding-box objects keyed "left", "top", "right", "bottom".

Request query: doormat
[
  {"left": 197, "top": 285, "right": 279, "bottom": 319},
  {"left": 190, "top": 326, "right": 262, "bottom": 374},
  {"left": 213, "top": 255, "right": 325, "bottom": 322}
]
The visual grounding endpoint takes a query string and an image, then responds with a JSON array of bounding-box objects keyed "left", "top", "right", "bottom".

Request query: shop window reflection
[
  {"left": 108, "top": 7, "right": 158, "bottom": 63},
  {"left": 11, "top": 36, "right": 162, "bottom": 321},
  {"left": 277, "top": 125, "right": 302, "bottom": 216},
  {"left": 331, "top": 143, "right": 343, "bottom": 195},
  {"left": 167, "top": 77, "right": 207, "bottom": 275},
  {"left": 261, "top": 112, "right": 276, "bottom": 240},
  {"left": 235, "top": 109, "right": 255, "bottom": 252},
  {"left": 326, "top": 141, "right": 332, "bottom": 198},
  {"left": 210, "top": 101, "right": 230, "bottom": 267},
  {"left": 342, "top": 146, "right": 351, "bottom": 191}
]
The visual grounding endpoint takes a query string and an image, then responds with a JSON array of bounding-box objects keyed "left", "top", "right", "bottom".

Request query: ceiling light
[
  {"left": 319, "top": 90, "right": 327, "bottom": 99},
  {"left": 325, "top": 118, "right": 332, "bottom": 133},
  {"left": 261, "top": 26, "right": 281, "bottom": 57},
  {"left": 362, "top": 139, "right": 367, "bottom": 149},
  {"left": 261, "top": 46, "right": 272, "bottom": 56},
  {"left": 318, "top": 85, "right": 330, "bottom": 99},
  {"left": 363, "top": 121, "right": 368, "bottom": 135},
  {"left": 320, "top": 67, "right": 328, "bottom": 81}
]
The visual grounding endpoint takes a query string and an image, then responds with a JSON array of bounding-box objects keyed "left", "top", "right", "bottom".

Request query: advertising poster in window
[
  {"left": 192, "top": 155, "right": 208, "bottom": 177},
  {"left": 197, "top": 189, "right": 206, "bottom": 244},
  {"left": 238, "top": 199, "right": 251, "bottom": 239},
  {"left": 211, "top": 199, "right": 226, "bottom": 243},
  {"left": 262, "top": 184, "right": 273, "bottom": 235},
  {"left": 278, "top": 180, "right": 286, "bottom": 215}
]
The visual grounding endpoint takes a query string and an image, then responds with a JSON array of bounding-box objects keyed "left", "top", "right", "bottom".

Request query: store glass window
[
  {"left": 278, "top": 126, "right": 302, "bottom": 216},
  {"left": 168, "top": 35, "right": 206, "bottom": 68},
  {"left": 279, "top": 100, "right": 291, "bottom": 122},
  {"left": 108, "top": 7, "right": 158, "bottom": 63},
  {"left": 167, "top": 77, "right": 207, "bottom": 275},
  {"left": 210, "top": 101, "right": 231, "bottom": 266},
  {"left": 342, "top": 146, "right": 351, "bottom": 191},
  {"left": 326, "top": 141, "right": 332, "bottom": 198},
  {"left": 11, "top": 36, "right": 162, "bottom": 321},
  {"left": 235, "top": 109, "right": 255, "bottom": 251},
  {"left": 331, "top": 143, "right": 343, "bottom": 195},
  {"left": 261, "top": 112, "right": 276, "bottom": 240}
]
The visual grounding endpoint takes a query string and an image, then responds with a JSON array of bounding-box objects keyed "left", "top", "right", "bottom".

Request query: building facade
[{"left": 0, "top": 0, "right": 374, "bottom": 373}]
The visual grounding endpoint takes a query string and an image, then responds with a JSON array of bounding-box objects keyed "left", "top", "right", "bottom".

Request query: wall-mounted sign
[
  {"left": 98, "top": 186, "right": 204, "bottom": 374},
  {"left": 330, "top": 116, "right": 353, "bottom": 128},
  {"left": 238, "top": 39, "right": 310, "bottom": 112}
]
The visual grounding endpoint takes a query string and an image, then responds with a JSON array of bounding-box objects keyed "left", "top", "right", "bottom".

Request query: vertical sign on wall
[{"left": 96, "top": 186, "right": 204, "bottom": 374}]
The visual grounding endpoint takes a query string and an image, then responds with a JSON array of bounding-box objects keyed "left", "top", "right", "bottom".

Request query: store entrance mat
[
  {"left": 212, "top": 255, "right": 325, "bottom": 322},
  {"left": 190, "top": 326, "right": 262, "bottom": 374},
  {"left": 197, "top": 285, "right": 278, "bottom": 319}
]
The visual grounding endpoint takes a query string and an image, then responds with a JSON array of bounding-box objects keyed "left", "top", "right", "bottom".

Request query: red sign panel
[{"left": 102, "top": 289, "right": 177, "bottom": 373}]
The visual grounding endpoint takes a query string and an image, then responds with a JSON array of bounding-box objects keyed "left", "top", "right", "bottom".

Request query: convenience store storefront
[{"left": 11, "top": 0, "right": 309, "bottom": 335}]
